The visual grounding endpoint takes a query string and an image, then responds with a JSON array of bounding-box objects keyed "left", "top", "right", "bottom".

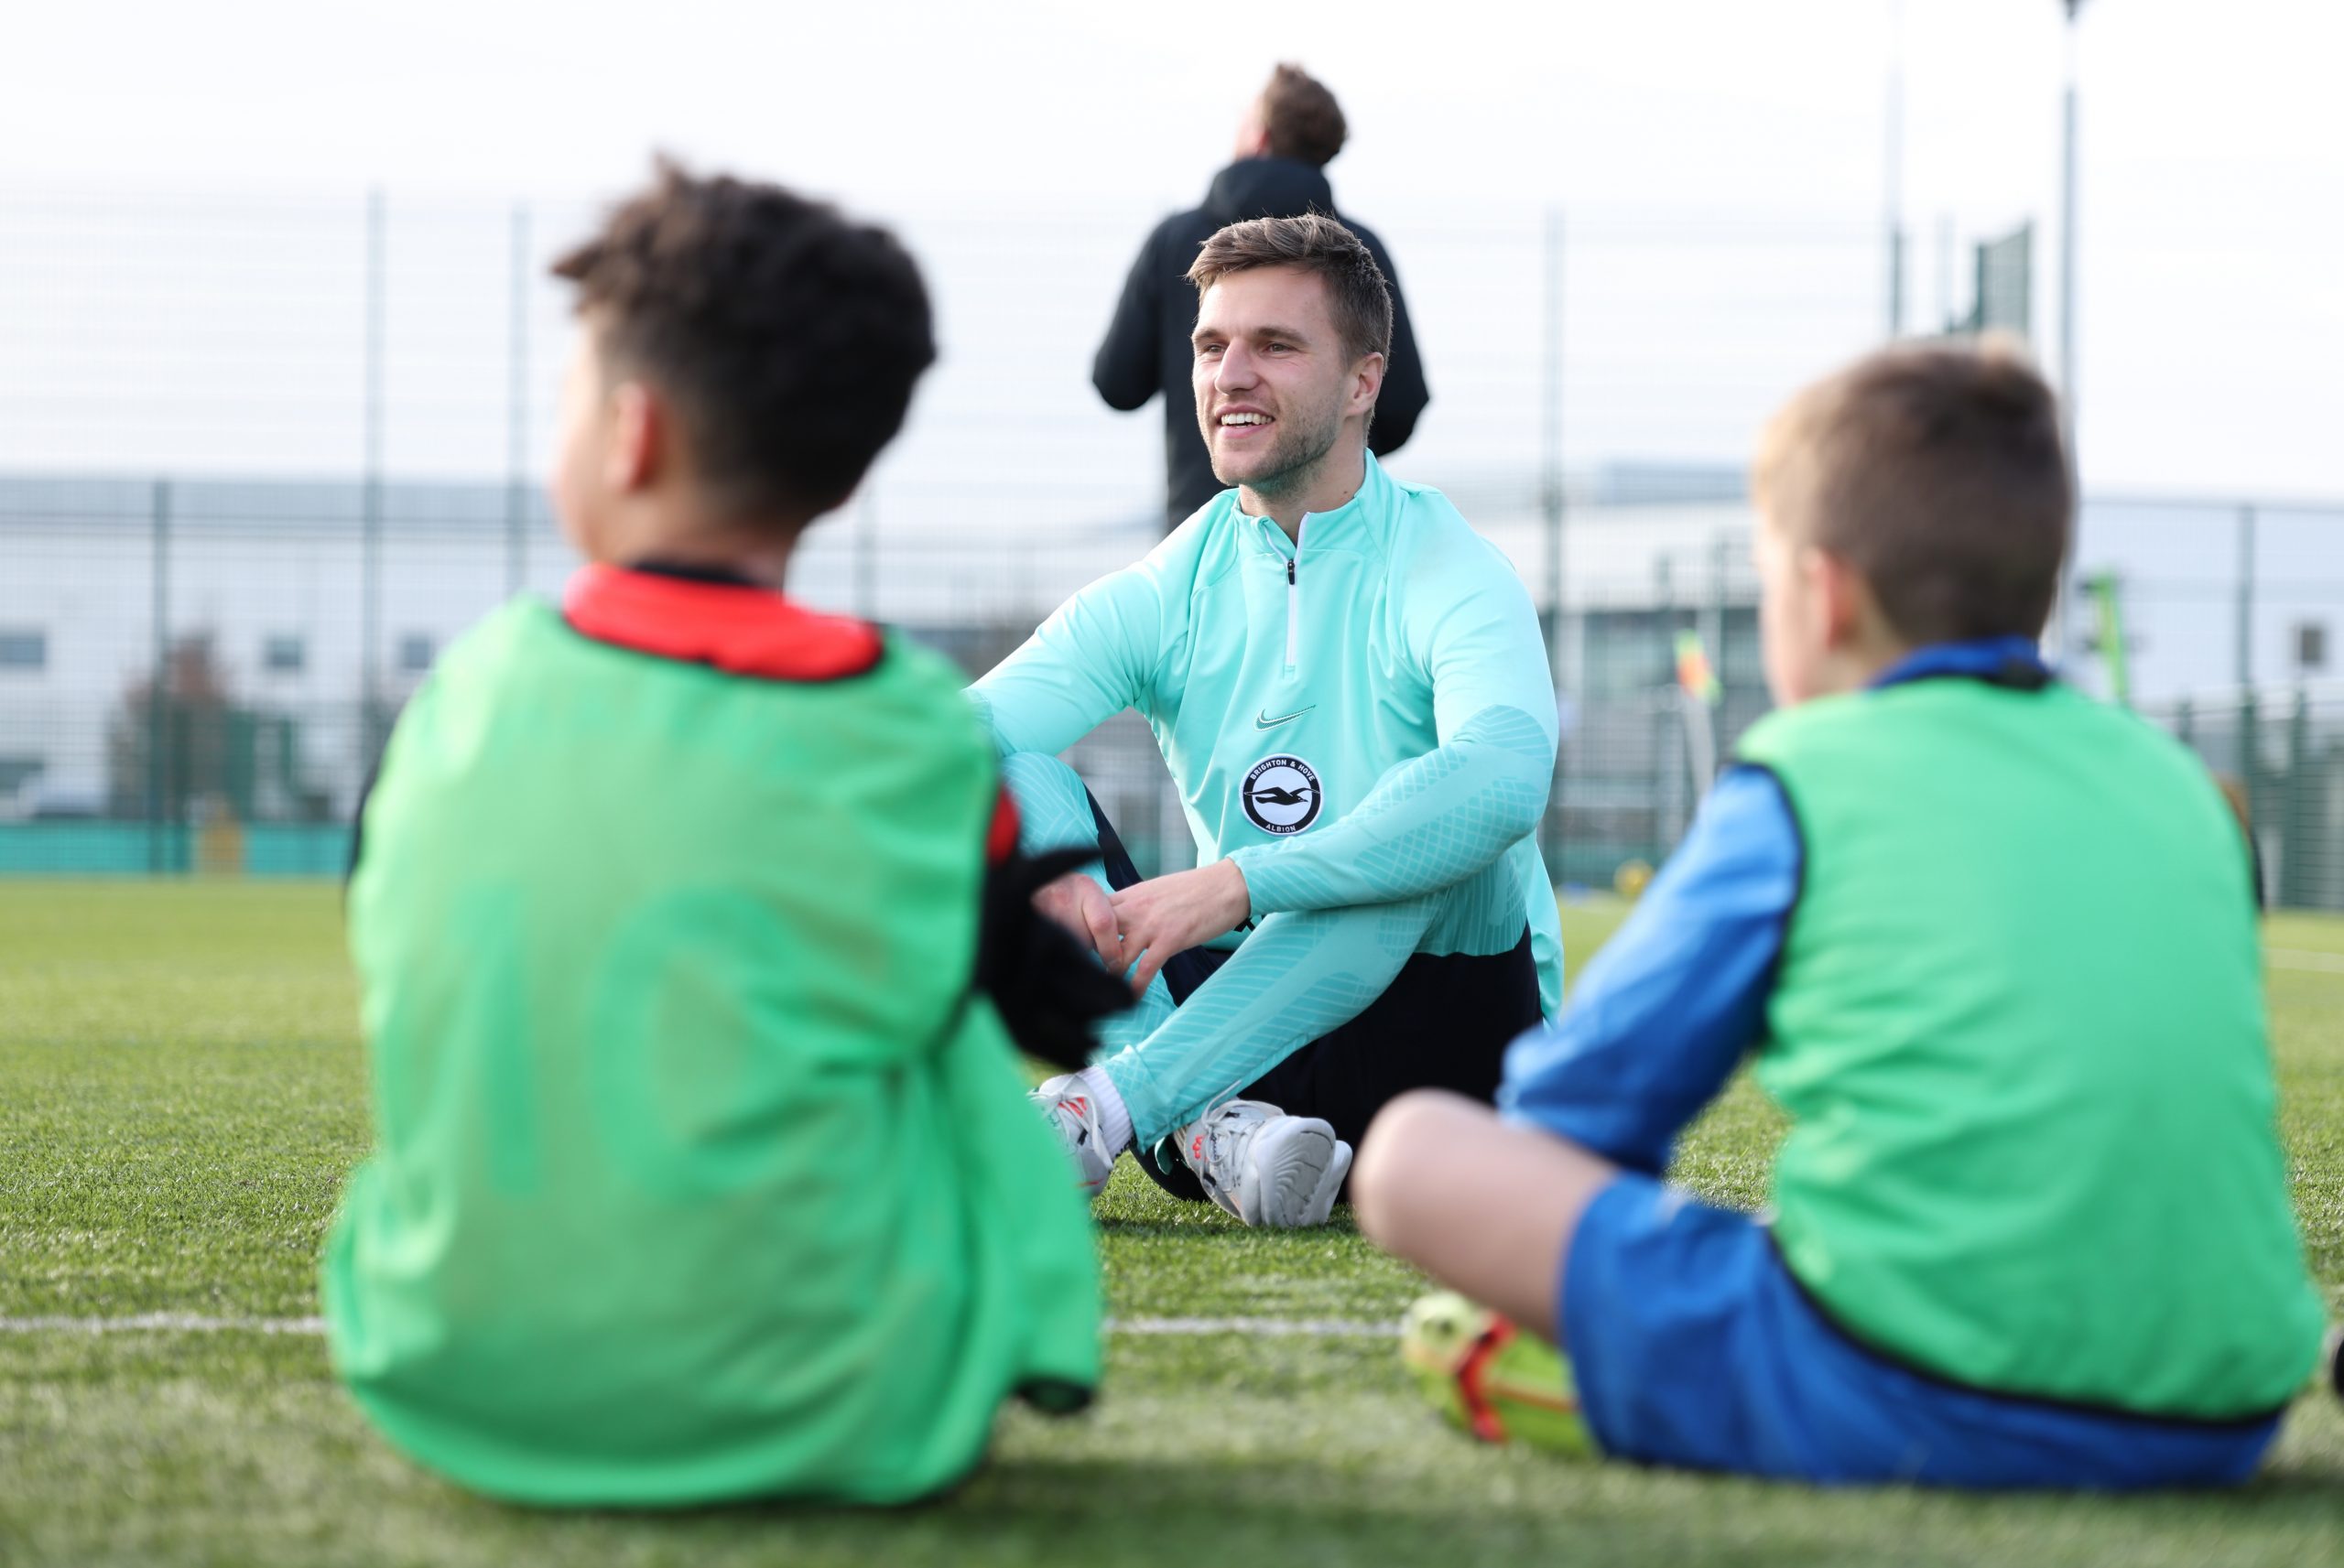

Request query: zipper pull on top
[{"left": 1282, "top": 514, "right": 1308, "bottom": 676}]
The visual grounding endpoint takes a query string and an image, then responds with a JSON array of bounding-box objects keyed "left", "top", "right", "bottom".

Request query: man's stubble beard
[{"left": 1210, "top": 385, "right": 1349, "bottom": 502}]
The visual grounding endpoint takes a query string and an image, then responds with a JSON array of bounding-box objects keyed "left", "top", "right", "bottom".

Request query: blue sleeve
[
  {"left": 968, "top": 565, "right": 1165, "bottom": 758},
  {"left": 1497, "top": 765, "right": 1800, "bottom": 1175},
  {"left": 1230, "top": 534, "right": 1556, "bottom": 915}
]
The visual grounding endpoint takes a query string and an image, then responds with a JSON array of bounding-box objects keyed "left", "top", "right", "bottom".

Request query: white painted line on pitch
[
  {"left": 0, "top": 1314, "right": 1397, "bottom": 1339},
  {"left": 1106, "top": 1316, "right": 1400, "bottom": 1338},
  {"left": 2267, "top": 947, "right": 2344, "bottom": 974},
  {"left": 0, "top": 1313, "right": 326, "bottom": 1335}
]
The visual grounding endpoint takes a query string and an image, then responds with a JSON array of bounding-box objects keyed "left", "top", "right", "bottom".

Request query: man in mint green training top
[
  {"left": 975, "top": 213, "right": 1563, "bottom": 1227},
  {"left": 1352, "top": 340, "right": 2327, "bottom": 1487}
]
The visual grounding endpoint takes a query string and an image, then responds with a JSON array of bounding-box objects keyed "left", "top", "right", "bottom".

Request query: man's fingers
[
  {"left": 1080, "top": 884, "right": 1127, "bottom": 972},
  {"left": 1033, "top": 873, "right": 1088, "bottom": 935},
  {"left": 1037, "top": 873, "right": 1130, "bottom": 971},
  {"left": 1088, "top": 908, "right": 1126, "bottom": 972}
]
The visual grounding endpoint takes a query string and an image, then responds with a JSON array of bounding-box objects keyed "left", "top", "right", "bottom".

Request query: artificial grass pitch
[{"left": 2, "top": 880, "right": 2340, "bottom": 1567}]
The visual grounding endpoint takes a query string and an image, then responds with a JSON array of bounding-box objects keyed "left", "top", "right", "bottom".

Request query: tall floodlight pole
[
  {"left": 2054, "top": 0, "right": 2085, "bottom": 661},
  {"left": 505, "top": 202, "right": 531, "bottom": 599},
  {"left": 1540, "top": 206, "right": 1567, "bottom": 877},
  {"left": 1883, "top": 0, "right": 1906, "bottom": 339},
  {"left": 1542, "top": 206, "right": 1566, "bottom": 696}
]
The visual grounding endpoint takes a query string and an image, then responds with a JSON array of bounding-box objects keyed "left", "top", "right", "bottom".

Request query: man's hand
[
  {"left": 1033, "top": 871, "right": 1124, "bottom": 970},
  {"left": 1108, "top": 860, "right": 1252, "bottom": 995}
]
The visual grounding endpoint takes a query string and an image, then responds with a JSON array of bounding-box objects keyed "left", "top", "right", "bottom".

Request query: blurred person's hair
[
  {"left": 2212, "top": 771, "right": 2266, "bottom": 907},
  {"left": 1259, "top": 64, "right": 1347, "bottom": 168},
  {"left": 2214, "top": 772, "right": 2253, "bottom": 833},
  {"left": 552, "top": 159, "right": 935, "bottom": 529},
  {"left": 1753, "top": 336, "right": 2073, "bottom": 644},
  {"left": 1188, "top": 212, "right": 1393, "bottom": 370}
]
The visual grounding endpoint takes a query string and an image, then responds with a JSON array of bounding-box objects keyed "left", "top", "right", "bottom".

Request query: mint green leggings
[{"left": 1001, "top": 752, "right": 1528, "bottom": 1145}]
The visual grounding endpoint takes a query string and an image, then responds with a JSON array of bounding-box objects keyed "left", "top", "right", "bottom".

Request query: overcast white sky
[{"left": 2, "top": 0, "right": 2339, "bottom": 498}]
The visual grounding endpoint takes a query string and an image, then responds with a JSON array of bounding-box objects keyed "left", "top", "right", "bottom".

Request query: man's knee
[
  {"left": 1352, "top": 1088, "right": 1487, "bottom": 1252},
  {"left": 999, "top": 752, "right": 1099, "bottom": 857},
  {"left": 999, "top": 749, "right": 1084, "bottom": 804}
]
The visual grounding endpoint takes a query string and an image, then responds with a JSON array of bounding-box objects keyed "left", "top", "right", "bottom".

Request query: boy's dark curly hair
[{"left": 552, "top": 159, "right": 935, "bottom": 528}]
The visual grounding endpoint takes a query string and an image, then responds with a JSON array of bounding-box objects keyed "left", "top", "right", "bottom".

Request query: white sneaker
[
  {"left": 1174, "top": 1098, "right": 1352, "bottom": 1228},
  {"left": 1032, "top": 1075, "right": 1115, "bottom": 1199}
]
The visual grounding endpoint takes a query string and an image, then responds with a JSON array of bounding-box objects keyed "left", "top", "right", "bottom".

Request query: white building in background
[
  {"left": 1463, "top": 470, "right": 2344, "bottom": 719},
  {"left": 3, "top": 469, "right": 2338, "bottom": 828}
]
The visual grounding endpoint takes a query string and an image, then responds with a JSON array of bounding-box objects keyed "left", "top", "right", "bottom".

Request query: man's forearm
[{"left": 1229, "top": 705, "right": 1553, "bottom": 918}]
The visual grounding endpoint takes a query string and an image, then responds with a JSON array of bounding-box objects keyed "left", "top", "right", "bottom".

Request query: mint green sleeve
[
  {"left": 968, "top": 565, "right": 1166, "bottom": 758},
  {"left": 1229, "top": 540, "right": 1556, "bottom": 917}
]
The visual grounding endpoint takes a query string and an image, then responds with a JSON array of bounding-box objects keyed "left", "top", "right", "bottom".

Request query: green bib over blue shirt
[{"left": 1740, "top": 677, "right": 2321, "bottom": 1417}]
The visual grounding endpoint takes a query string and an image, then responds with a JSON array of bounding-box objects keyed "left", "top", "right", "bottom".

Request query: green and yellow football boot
[{"left": 1401, "top": 1291, "right": 1595, "bottom": 1456}]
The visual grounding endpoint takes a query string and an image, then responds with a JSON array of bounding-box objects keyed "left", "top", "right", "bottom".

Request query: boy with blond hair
[{"left": 1355, "top": 341, "right": 2325, "bottom": 1487}]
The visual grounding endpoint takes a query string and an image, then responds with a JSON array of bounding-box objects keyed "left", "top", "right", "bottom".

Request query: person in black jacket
[{"left": 1094, "top": 64, "right": 1430, "bottom": 527}]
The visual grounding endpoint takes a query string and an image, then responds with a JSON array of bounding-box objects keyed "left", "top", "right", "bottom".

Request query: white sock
[{"left": 1076, "top": 1065, "right": 1134, "bottom": 1156}]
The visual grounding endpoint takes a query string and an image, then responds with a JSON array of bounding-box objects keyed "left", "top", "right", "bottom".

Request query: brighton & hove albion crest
[{"left": 1241, "top": 754, "right": 1323, "bottom": 835}]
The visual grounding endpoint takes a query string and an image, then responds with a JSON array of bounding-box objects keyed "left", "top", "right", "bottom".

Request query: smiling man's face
[{"left": 1191, "top": 265, "right": 1359, "bottom": 500}]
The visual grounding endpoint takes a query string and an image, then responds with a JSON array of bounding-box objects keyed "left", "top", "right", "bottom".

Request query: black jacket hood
[{"left": 1202, "top": 157, "right": 1336, "bottom": 223}]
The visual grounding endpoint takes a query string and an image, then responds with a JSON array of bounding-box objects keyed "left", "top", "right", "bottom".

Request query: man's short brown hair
[
  {"left": 1259, "top": 63, "right": 1347, "bottom": 168},
  {"left": 1187, "top": 212, "right": 1393, "bottom": 370},
  {"left": 1753, "top": 338, "right": 2073, "bottom": 643},
  {"left": 552, "top": 159, "right": 934, "bottom": 528}
]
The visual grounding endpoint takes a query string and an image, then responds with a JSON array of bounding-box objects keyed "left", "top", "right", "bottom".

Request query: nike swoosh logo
[{"left": 1255, "top": 706, "right": 1316, "bottom": 730}]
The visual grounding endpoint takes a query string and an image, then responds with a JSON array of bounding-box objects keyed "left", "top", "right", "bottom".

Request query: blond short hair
[{"left": 1753, "top": 338, "right": 2073, "bottom": 643}]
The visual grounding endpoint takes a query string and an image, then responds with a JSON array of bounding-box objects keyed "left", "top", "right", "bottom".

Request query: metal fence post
[
  {"left": 1654, "top": 556, "right": 1679, "bottom": 851},
  {"left": 362, "top": 188, "right": 386, "bottom": 774},
  {"left": 2284, "top": 687, "right": 2312, "bottom": 910},
  {"left": 147, "top": 479, "right": 170, "bottom": 875},
  {"left": 505, "top": 200, "right": 531, "bottom": 599},
  {"left": 2241, "top": 688, "right": 2263, "bottom": 896},
  {"left": 1883, "top": 0, "right": 1905, "bottom": 340},
  {"left": 2235, "top": 503, "right": 2256, "bottom": 690},
  {"left": 1705, "top": 531, "right": 1729, "bottom": 701},
  {"left": 1540, "top": 205, "right": 1567, "bottom": 879},
  {"left": 2051, "top": 3, "right": 2081, "bottom": 665},
  {"left": 854, "top": 489, "right": 877, "bottom": 620}
]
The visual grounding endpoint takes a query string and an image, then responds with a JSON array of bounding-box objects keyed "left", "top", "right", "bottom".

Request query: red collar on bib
[{"left": 562, "top": 563, "right": 884, "bottom": 683}]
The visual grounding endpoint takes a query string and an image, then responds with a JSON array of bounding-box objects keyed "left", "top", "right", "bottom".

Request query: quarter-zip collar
[
  {"left": 1229, "top": 453, "right": 1387, "bottom": 676},
  {"left": 1232, "top": 449, "right": 1385, "bottom": 559}
]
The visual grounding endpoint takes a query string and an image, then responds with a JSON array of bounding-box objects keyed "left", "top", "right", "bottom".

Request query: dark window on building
[
  {"left": 2296, "top": 622, "right": 2327, "bottom": 673},
  {"left": 0, "top": 756, "right": 42, "bottom": 795},
  {"left": 263, "top": 633, "right": 306, "bottom": 675},
  {"left": 0, "top": 629, "right": 45, "bottom": 671},
  {"left": 398, "top": 633, "right": 434, "bottom": 674}
]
